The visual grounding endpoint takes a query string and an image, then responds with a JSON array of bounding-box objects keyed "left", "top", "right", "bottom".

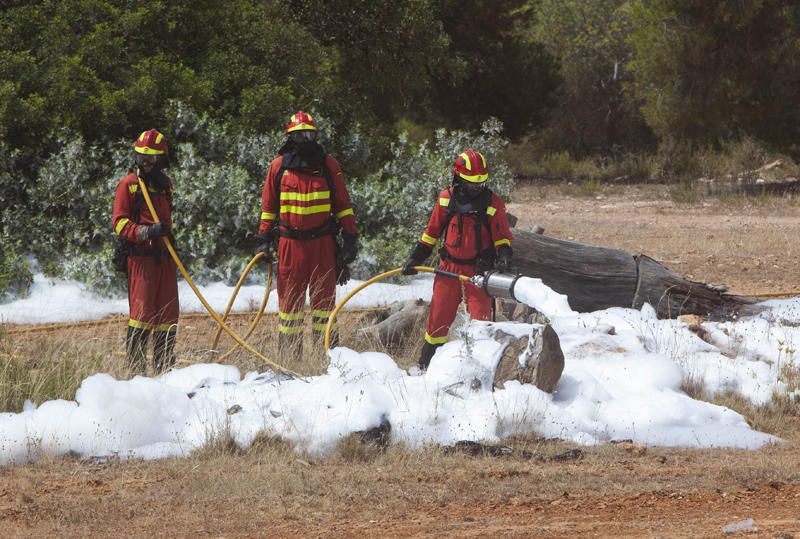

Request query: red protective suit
[
  {"left": 259, "top": 153, "right": 356, "bottom": 358},
  {"left": 415, "top": 185, "right": 512, "bottom": 367},
  {"left": 112, "top": 172, "right": 178, "bottom": 372}
]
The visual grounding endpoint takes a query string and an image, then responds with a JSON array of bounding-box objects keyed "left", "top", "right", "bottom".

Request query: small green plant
[
  {"left": 669, "top": 180, "right": 699, "bottom": 204},
  {"left": 573, "top": 158, "right": 603, "bottom": 181},
  {"left": 536, "top": 151, "right": 575, "bottom": 178},
  {"left": 577, "top": 177, "right": 602, "bottom": 197}
]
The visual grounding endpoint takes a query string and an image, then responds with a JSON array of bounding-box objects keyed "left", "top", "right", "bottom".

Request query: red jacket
[
  {"left": 418, "top": 186, "right": 512, "bottom": 266},
  {"left": 259, "top": 155, "right": 356, "bottom": 237},
  {"left": 112, "top": 172, "right": 173, "bottom": 246}
]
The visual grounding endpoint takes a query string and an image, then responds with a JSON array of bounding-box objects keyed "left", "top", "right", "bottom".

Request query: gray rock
[{"left": 493, "top": 324, "right": 565, "bottom": 393}]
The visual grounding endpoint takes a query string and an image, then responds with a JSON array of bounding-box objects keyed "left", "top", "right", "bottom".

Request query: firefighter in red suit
[
  {"left": 402, "top": 149, "right": 513, "bottom": 370},
  {"left": 256, "top": 112, "right": 358, "bottom": 360},
  {"left": 112, "top": 129, "right": 179, "bottom": 373}
]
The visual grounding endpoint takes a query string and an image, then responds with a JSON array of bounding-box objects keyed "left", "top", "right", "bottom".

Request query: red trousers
[
  {"left": 127, "top": 253, "right": 179, "bottom": 330},
  {"left": 276, "top": 235, "right": 337, "bottom": 338},
  {"left": 424, "top": 260, "right": 492, "bottom": 345}
]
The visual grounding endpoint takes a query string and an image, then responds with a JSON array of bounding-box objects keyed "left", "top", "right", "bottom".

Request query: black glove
[
  {"left": 339, "top": 232, "right": 358, "bottom": 265},
  {"left": 495, "top": 245, "right": 513, "bottom": 272},
  {"left": 402, "top": 242, "right": 433, "bottom": 276},
  {"left": 254, "top": 232, "right": 274, "bottom": 263},
  {"left": 138, "top": 223, "right": 168, "bottom": 241},
  {"left": 336, "top": 264, "right": 350, "bottom": 286}
]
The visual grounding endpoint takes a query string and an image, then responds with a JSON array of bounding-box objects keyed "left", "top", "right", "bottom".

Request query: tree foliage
[
  {"left": 0, "top": 0, "right": 337, "bottom": 150},
  {"left": 429, "top": 0, "right": 558, "bottom": 139},
  {"left": 523, "top": 0, "right": 654, "bottom": 154},
  {"left": 626, "top": 0, "right": 800, "bottom": 149},
  {"left": 287, "top": 0, "right": 454, "bottom": 123},
  {"left": 2, "top": 0, "right": 800, "bottom": 298}
]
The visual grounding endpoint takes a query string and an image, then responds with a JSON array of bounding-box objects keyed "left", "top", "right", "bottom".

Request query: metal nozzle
[{"left": 472, "top": 270, "right": 523, "bottom": 302}]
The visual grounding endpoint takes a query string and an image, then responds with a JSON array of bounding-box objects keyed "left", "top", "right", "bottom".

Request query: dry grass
[
  {"left": 3, "top": 298, "right": 800, "bottom": 535},
  {"left": 2, "top": 432, "right": 799, "bottom": 538},
  {"left": 0, "top": 309, "right": 422, "bottom": 414},
  {"left": 0, "top": 322, "right": 128, "bottom": 412}
]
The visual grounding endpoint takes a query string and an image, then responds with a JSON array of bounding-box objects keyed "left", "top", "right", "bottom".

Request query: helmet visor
[{"left": 288, "top": 130, "right": 318, "bottom": 144}]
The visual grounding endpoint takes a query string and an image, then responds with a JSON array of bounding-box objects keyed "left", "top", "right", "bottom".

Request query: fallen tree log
[
  {"left": 357, "top": 299, "right": 427, "bottom": 346},
  {"left": 511, "top": 228, "right": 760, "bottom": 320},
  {"left": 511, "top": 230, "right": 638, "bottom": 313}
]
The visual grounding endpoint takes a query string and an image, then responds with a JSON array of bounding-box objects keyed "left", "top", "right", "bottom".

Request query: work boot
[
  {"left": 152, "top": 329, "right": 177, "bottom": 373},
  {"left": 278, "top": 332, "right": 303, "bottom": 364},
  {"left": 126, "top": 326, "right": 150, "bottom": 374},
  {"left": 418, "top": 341, "right": 443, "bottom": 371}
]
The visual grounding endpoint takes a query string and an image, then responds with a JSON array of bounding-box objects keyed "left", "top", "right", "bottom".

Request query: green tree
[
  {"left": 430, "top": 0, "right": 558, "bottom": 140},
  {"left": 0, "top": 0, "right": 341, "bottom": 150},
  {"left": 627, "top": 0, "right": 800, "bottom": 151},
  {"left": 287, "top": 0, "right": 454, "bottom": 123},
  {"left": 524, "top": 0, "right": 653, "bottom": 154}
]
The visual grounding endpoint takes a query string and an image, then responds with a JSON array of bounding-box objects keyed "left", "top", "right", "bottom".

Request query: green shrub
[
  {"left": 0, "top": 234, "right": 33, "bottom": 301},
  {"left": 0, "top": 104, "right": 513, "bottom": 296},
  {"left": 535, "top": 151, "right": 575, "bottom": 178}
]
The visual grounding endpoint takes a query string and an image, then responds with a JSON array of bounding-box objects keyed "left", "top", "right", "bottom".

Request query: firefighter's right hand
[
  {"left": 401, "top": 258, "right": 419, "bottom": 276},
  {"left": 401, "top": 242, "right": 432, "bottom": 276},
  {"left": 138, "top": 223, "right": 168, "bottom": 241},
  {"left": 253, "top": 232, "right": 273, "bottom": 263},
  {"left": 256, "top": 242, "right": 273, "bottom": 263}
]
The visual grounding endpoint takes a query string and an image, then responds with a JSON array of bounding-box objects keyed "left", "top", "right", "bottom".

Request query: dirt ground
[{"left": 2, "top": 184, "right": 800, "bottom": 538}]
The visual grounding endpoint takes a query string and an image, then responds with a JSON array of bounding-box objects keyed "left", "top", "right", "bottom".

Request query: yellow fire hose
[
  {"left": 323, "top": 266, "right": 470, "bottom": 351},
  {"left": 138, "top": 178, "right": 301, "bottom": 379},
  {"left": 210, "top": 253, "right": 273, "bottom": 360}
]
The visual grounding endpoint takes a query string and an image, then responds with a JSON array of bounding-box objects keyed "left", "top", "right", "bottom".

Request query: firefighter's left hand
[
  {"left": 339, "top": 232, "right": 358, "bottom": 265},
  {"left": 495, "top": 246, "right": 513, "bottom": 272}
]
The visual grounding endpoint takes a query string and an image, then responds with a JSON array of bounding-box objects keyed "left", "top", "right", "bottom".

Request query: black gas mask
[
  {"left": 136, "top": 153, "right": 168, "bottom": 187},
  {"left": 281, "top": 130, "right": 325, "bottom": 168},
  {"left": 454, "top": 176, "right": 487, "bottom": 201}
]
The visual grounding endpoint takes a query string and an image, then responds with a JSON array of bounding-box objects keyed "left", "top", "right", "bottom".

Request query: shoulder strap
[{"left": 441, "top": 187, "right": 494, "bottom": 249}]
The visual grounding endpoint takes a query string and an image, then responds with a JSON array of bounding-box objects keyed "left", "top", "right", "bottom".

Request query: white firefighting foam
[{"left": 1, "top": 273, "right": 795, "bottom": 465}]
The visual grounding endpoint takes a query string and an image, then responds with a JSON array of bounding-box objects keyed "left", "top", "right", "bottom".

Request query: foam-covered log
[
  {"left": 511, "top": 230, "right": 638, "bottom": 312},
  {"left": 511, "top": 229, "right": 759, "bottom": 319}
]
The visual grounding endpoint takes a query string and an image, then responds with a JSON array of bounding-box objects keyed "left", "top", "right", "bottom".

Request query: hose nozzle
[{"left": 473, "top": 270, "right": 523, "bottom": 302}]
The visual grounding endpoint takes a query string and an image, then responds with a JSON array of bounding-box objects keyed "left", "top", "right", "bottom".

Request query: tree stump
[{"left": 493, "top": 324, "right": 564, "bottom": 393}]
